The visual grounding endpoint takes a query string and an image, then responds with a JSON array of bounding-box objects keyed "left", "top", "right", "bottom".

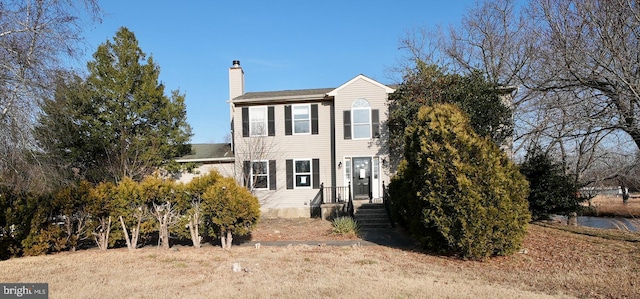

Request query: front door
[{"left": 352, "top": 157, "right": 372, "bottom": 199}]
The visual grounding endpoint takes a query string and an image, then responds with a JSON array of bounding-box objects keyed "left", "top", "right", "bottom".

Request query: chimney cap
[{"left": 232, "top": 60, "right": 241, "bottom": 67}]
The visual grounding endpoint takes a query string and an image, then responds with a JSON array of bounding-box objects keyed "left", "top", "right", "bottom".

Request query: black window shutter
[
  {"left": 243, "top": 161, "right": 251, "bottom": 189},
  {"left": 286, "top": 159, "right": 293, "bottom": 189},
  {"left": 372, "top": 109, "right": 380, "bottom": 138},
  {"left": 312, "top": 159, "right": 320, "bottom": 189},
  {"left": 343, "top": 110, "right": 351, "bottom": 140},
  {"left": 284, "top": 105, "right": 292, "bottom": 135},
  {"left": 269, "top": 160, "right": 276, "bottom": 190},
  {"left": 268, "top": 106, "right": 275, "bottom": 136},
  {"left": 311, "top": 104, "right": 319, "bottom": 135},
  {"left": 242, "top": 108, "right": 249, "bottom": 137}
]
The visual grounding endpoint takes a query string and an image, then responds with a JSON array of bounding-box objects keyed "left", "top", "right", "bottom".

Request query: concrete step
[
  {"left": 354, "top": 203, "right": 392, "bottom": 229},
  {"left": 356, "top": 218, "right": 391, "bottom": 224},
  {"left": 353, "top": 202, "right": 385, "bottom": 210},
  {"left": 357, "top": 222, "right": 392, "bottom": 229},
  {"left": 355, "top": 208, "right": 387, "bottom": 215}
]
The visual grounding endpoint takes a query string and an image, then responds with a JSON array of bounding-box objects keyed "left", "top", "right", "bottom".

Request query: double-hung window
[
  {"left": 249, "top": 107, "right": 267, "bottom": 136},
  {"left": 352, "top": 99, "right": 371, "bottom": 139},
  {"left": 286, "top": 159, "right": 320, "bottom": 189},
  {"left": 294, "top": 159, "right": 311, "bottom": 188},
  {"left": 251, "top": 161, "right": 269, "bottom": 189},
  {"left": 344, "top": 99, "right": 378, "bottom": 140},
  {"left": 293, "top": 104, "right": 311, "bottom": 134}
]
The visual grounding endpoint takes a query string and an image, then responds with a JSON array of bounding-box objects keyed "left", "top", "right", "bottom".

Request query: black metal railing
[
  {"left": 310, "top": 187, "right": 323, "bottom": 207},
  {"left": 311, "top": 183, "right": 354, "bottom": 218},
  {"left": 318, "top": 183, "right": 351, "bottom": 204},
  {"left": 347, "top": 185, "right": 354, "bottom": 218},
  {"left": 382, "top": 181, "right": 394, "bottom": 228}
]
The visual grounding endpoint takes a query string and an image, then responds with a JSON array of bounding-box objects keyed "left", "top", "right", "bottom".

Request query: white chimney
[{"left": 229, "top": 60, "right": 244, "bottom": 100}]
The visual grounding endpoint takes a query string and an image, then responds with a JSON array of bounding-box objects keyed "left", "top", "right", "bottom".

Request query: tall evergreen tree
[
  {"left": 519, "top": 146, "right": 584, "bottom": 220},
  {"left": 387, "top": 61, "right": 513, "bottom": 166},
  {"left": 389, "top": 104, "right": 529, "bottom": 260},
  {"left": 36, "top": 27, "right": 192, "bottom": 183}
]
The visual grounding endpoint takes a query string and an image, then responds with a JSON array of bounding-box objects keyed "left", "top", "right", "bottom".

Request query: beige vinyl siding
[
  {"left": 176, "top": 162, "right": 235, "bottom": 184},
  {"left": 333, "top": 78, "right": 391, "bottom": 189},
  {"left": 228, "top": 67, "right": 244, "bottom": 101},
  {"left": 232, "top": 100, "right": 332, "bottom": 211}
]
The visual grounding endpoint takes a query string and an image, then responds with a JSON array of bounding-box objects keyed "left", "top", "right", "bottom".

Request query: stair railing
[{"left": 382, "top": 181, "right": 395, "bottom": 228}]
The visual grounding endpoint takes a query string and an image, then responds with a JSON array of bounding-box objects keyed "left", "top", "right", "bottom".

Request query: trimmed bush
[
  {"left": 389, "top": 104, "right": 530, "bottom": 260},
  {"left": 202, "top": 177, "right": 260, "bottom": 249}
]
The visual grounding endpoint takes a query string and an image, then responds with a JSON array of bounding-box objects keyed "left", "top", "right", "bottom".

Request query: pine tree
[
  {"left": 520, "top": 146, "right": 584, "bottom": 220},
  {"left": 36, "top": 27, "right": 192, "bottom": 184},
  {"left": 389, "top": 104, "right": 530, "bottom": 260}
]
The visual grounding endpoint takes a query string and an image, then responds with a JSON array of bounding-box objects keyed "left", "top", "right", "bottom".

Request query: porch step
[{"left": 354, "top": 203, "right": 392, "bottom": 229}]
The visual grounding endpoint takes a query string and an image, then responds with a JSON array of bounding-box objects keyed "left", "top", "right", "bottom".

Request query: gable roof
[
  {"left": 232, "top": 88, "right": 333, "bottom": 104},
  {"left": 230, "top": 75, "right": 395, "bottom": 105},
  {"left": 327, "top": 74, "right": 395, "bottom": 96},
  {"left": 176, "top": 143, "right": 234, "bottom": 163}
]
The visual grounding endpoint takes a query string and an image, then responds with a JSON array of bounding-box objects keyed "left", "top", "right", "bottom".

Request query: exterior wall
[
  {"left": 175, "top": 161, "right": 235, "bottom": 184},
  {"left": 232, "top": 100, "right": 332, "bottom": 218},
  {"left": 333, "top": 77, "right": 391, "bottom": 199}
]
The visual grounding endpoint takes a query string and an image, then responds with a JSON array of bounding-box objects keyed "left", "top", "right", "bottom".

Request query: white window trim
[
  {"left": 344, "top": 157, "right": 351, "bottom": 184},
  {"left": 292, "top": 104, "right": 311, "bottom": 135},
  {"left": 249, "top": 106, "right": 267, "bottom": 137},
  {"left": 293, "top": 158, "right": 312, "bottom": 189},
  {"left": 351, "top": 99, "right": 372, "bottom": 140},
  {"left": 251, "top": 160, "right": 269, "bottom": 190}
]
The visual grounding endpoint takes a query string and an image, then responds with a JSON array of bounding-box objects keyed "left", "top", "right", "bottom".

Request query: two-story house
[{"left": 227, "top": 60, "right": 395, "bottom": 218}]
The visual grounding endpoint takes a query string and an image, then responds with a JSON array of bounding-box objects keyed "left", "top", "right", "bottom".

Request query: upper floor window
[
  {"left": 249, "top": 107, "right": 267, "bottom": 136},
  {"left": 343, "top": 99, "right": 379, "bottom": 140},
  {"left": 285, "top": 104, "right": 318, "bottom": 135},
  {"left": 293, "top": 104, "right": 310, "bottom": 134},
  {"left": 242, "top": 106, "right": 275, "bottom": 137},
  {"left": 352, "top": 99, "right": 371, "bottom": 139}
]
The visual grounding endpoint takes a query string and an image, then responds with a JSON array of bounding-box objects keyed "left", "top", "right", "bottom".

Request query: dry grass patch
[
  {"left": 1, "top": 245, "right": 567, "bottom": 299},
  {"left": 1, "top": 221, "right": 638, "bottom": 298},
  {"left": 249, "top": 217, "right": 360, "bottom": 242},
  {"left": 586, "top": 195, "right": 640, "bottom": 217}
]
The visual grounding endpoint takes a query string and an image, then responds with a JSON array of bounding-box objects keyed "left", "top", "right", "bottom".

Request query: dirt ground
[{"left": 248, "top": 217, "right": 359, "bottom": 242}]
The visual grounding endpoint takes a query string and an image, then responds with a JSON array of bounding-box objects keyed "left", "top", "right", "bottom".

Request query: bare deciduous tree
[
  {"left": 397, "top": 0, "right": 640, "bottom": 189},
  {"left": 0, "top": 0, "right": 101, "bottom": 191},
  {"left": 532, "top": 0, "right": 640, "bottom": 149}
]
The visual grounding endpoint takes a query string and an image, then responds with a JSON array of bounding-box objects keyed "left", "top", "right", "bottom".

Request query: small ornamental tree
[
  {"left": 139, "top": 176, "right": 180, "bottom": 250},
  {"left": 51, "top": 180, "right": 93, "bottom": 251},
  {"left": 519, "top": 146, "right": 585, "bottom": 220},
  {"left": 114, "top": 177, "right": 151, "bottom": 250},
  {"left": 87, "top": 181, "right": 117, "bottom": 250},
  {"left": 178, "top": 171, "right": 222, "bottom": 248},
  {"left": 202, "top": 177, "right": 260, "bottom": 250},
  {"left": 389, "top": 104, "right": 530, "bottom": 260}
]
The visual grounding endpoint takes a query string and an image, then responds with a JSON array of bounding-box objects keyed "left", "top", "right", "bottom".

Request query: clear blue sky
[{"left": 80, "top": 1, "right": 475, "bottom": 143}]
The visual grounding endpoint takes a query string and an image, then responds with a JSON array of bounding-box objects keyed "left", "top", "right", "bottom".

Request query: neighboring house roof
[{"left": 175, "top": 143, "right": 234, "bottom": 163}]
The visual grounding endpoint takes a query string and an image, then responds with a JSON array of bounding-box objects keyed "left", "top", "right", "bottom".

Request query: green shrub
[
  {"left": 389, "top": 104, "right": 531, "bottom": 260},
  {"left": 332, "top": 216, "right": 359, "bottom": 236},
  {"left": 202, "top": 177, "right": 260, "bottom": 249},
  {"left": 519, "top": 146, "right": 585, "bottom": 220}
]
